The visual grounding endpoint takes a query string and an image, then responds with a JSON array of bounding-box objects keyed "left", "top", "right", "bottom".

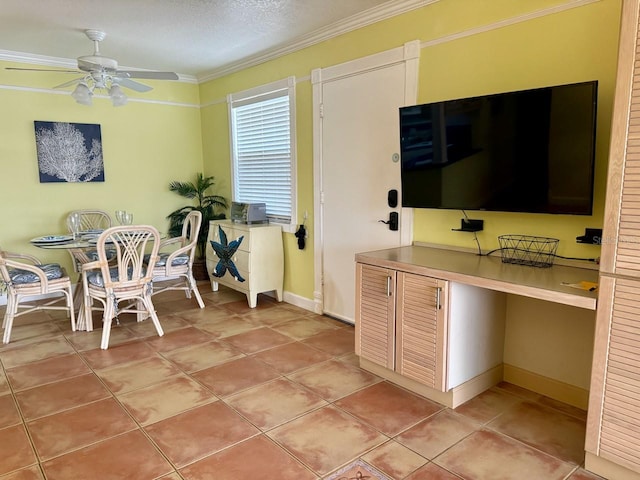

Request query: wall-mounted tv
[{"left": 399, "top": 80, "right": 598, "bottom": 215}]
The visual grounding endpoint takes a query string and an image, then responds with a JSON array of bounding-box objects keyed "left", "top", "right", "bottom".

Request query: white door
[{"left": 312, "top": 42, "right": 420, "bottom": 323}]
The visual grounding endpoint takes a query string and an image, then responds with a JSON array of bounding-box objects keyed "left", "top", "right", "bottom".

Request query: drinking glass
[
  {"left": 122, "top": 212, "right": 133, "bottom": 225},
  {"left": 69, "top": 212, "right": 81, "bottom": 240},
  {"left": 115, "top": 210, "right": 125, "bottom": 225}
]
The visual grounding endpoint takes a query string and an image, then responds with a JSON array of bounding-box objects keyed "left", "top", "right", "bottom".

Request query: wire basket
[{"left": 498, "top": 235, "right": 559, "bottom": 268}]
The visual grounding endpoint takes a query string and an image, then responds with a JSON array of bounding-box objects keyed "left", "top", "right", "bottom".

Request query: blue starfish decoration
[{"left": 210, "top": 226, "right": 245, "bottom": 282}]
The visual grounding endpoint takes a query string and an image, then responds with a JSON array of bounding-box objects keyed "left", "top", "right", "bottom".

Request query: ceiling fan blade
[
  {"left": 53, "top": 77, "right": 84, "bottom": 89},
  {"left": 116, "top": 70, "right": 178, "bottom": 80},
  {"left": 5, "top": 67, "right": 82, "bottom": 74},
  {"left": 114, "top": 77, "right": 153, "bottom": 93}
]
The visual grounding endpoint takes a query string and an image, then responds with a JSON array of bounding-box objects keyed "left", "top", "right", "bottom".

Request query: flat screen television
[{"left": 399, "top": 80, "right": 598, "bottom": 215}]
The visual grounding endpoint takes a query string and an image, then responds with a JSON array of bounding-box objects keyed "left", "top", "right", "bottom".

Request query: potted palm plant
[{"left": 167, "top": 173, "right": 228, "bottom": 279}]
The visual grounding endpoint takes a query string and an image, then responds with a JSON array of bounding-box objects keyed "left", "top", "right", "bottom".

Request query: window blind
[{"left": 231, "top": 94, "right": 292, "bottom": 224}]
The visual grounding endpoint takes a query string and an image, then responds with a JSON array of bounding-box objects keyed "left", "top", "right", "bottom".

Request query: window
[{"left": 228, "top": 77, "right": 297, "bottom": 230}]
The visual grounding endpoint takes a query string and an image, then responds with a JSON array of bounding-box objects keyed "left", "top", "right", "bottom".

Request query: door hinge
[{"left": 319, "top": 103, "right": 324, "bottom": 118}]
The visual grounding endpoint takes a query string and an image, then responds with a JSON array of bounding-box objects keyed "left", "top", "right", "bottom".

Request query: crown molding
[{"left": 196, "top": 0, "right": 435, "bottom": 82}]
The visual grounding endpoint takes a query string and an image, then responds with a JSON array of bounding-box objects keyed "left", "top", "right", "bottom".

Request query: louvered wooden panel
[
  {"left": 395, "top": 272, "right": 447, "bottom": 392},
  {"left": 599, "top": 1, "right": 640, "bottom": 277},
  {"left": 356, "top": 263, "right": 395, "bottom": 369},
  {"left": 597, "top": 278, "right": 640, "bottom": 471}
]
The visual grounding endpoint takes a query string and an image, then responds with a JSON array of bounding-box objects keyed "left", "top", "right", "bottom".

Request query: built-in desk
[
  {"left": 355, "top": 245, "right": 598, "bottom": 409},
  {"left": 356, "top": 245, "right": 598, "bottom": 310}
]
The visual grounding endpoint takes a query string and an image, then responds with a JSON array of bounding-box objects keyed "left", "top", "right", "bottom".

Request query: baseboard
[
  {"left": 503, "top": 363, "right": 589, "bottom": 410},
  {"left": 282, "top": 290, "right": 316, "bottom": 313},
  {"left": 585, "top": 452, "right": 640, "bottom": 480},
  {"left": 450, "top": 364, "right": 503, "bottom": 408}
]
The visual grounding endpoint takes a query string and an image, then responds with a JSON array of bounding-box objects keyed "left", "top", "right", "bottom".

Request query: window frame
[{"left": 227, "top": 76, "right": 297, "bottom": 233}]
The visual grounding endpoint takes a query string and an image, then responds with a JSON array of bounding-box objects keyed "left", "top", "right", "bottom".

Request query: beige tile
[
  {"left": 180, "top": 434, "right": 316, "bottom": 480},
  {"left": 6, "top": 354, "right": 90, "bottom": 391},
  {"left": 226, "top": 378, "right": 327, "bottom": 430},
  {"left": 41, "top": 430, "right": 173, "bottom": 479},
  {"left": 64, "top": 326, "right": 140, "bottom": 351},
  {"left": 161, "top": 340, "right": 245, "bottom": 373},
  {"left": 96, "top": 355, "right": 183, "bottom": 394},
  {"left": 287, "top": 360, "right": 381, "bottom": 402},
  {"left": 0, "top": 337, "right": 74, "bottom": 369},
  {"left": 0, "top": 465, "right": 45, "bottom": 480},
  {"left": 435, "top": 429, "right": 575, "bottom": 480},
  {"left": 252, "top": 341, "right": 332, "bottom": 374},
  {"left": 0, "top": 394, "right": 21, "bottom": 429},
  {"left": 335, "top": 381, "right": 443, "bottom": 436},
  {"left": 224, "top": 326, "right": 293, "bottom": 354},
  {"left": 144, "top": 326, "right": 213, "bottom": 352},
  {"left": 301, "top": 328, "right": 355, "bottom": 357},
  {"left": 404, "top": 462, "right": 463, "bottom": 479},
  {"left": 487, "top": 401, "right": 587, "bottom": 465},
  {"left": 271, "top": 317, "right": 339, "bottom": 341},
  {"left": 268, "top": 405, "right": 388, "bottom": 476},
  {"left": 0, "top": 425, "right": 38, "bottom": 476},
  {"left": 396, "top": 409, "right": 480, "bottom": 459},
  {"left": 192, "top": 356, "right": 280, "bottom": 397},
  {"left": 453, "top": 386, "right": 522, "bottom": 424},
  {"left": 145, "top": 401, "right": 259, "bottom": 467},
  {"left": 362, "top": 440, "right": 428, "bottom": 479},
  {"left": 118, "top": 374, "right": 215, "bottom": 425},
  {"left": 195, "top": 317, "right": 260, "bottom": 338},
  {"left": 15, "top": 374, "right": 110, "bottom": 420},
  {"left": 27, "top": 398, "right": 137, "bottom": 460},
  {"left": 81, "top": 340, "right": 156, "bottom": 369}
]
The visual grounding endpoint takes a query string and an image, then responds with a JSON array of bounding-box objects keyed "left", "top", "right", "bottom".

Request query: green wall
[{"left": 0, "top": 0, "right": 623, "bottom": 304}]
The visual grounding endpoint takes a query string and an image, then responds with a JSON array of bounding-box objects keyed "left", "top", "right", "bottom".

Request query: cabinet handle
[
  {"left": 386, "top": 276, "right": 392, "bottom": 297},
  {"left": 436, "top": 287, "right": 442, "bottom": 310}
]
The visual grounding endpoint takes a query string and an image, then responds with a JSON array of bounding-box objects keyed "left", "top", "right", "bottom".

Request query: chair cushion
[
  {"left": 8, "top": 264, "right": 64, "bottom": 284},
  {"left": 145, "top": 252, "right": 190, "bottom": 267},
  {"left": 86, "top": 267, "right": 147, "bottom": 287},
  {"left": 85, "top": 248, "right": 116, "bottom": 262}
]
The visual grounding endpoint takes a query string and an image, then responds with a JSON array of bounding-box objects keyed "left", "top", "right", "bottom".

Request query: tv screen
[{"left": 399, "top": 80, "right": 598, "bottom": 215}]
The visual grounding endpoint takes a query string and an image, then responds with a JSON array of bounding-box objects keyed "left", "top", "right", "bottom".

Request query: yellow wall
[
  {"left": 0, "top": 0, "right": 623, "bottom": 302},
  {"left": 0, "top": 64, "right": 203, "bottom": 273},
  {"left": 200, "top": 0, "right": 622, "bottom": 300}
]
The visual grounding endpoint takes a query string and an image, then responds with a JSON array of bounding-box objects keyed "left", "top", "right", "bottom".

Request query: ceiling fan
[{"left": 6, "top": 29, "right": 179, "bottom": 106}]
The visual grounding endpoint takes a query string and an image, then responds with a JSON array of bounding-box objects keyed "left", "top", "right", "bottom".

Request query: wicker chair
[
  {"left": 0, "top": 248, "right": 75, "bottom": 344},
  {"left": 66, "top": 209, "right": 112, "bottom": 233},
  {"left": 80, "top": 225, "right": 163, "bottom": 349},
  {"left": 65, "top": 209, "right": 113, "bottom": 268},
  {"left": 150, "top": 210, "right": 204, "bottom": 309}
]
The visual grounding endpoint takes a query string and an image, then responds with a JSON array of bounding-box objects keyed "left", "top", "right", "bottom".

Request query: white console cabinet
[{"left": 205, "top": 220, "right": 283, "bottom": 308}]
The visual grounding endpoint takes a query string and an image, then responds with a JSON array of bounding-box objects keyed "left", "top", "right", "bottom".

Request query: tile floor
[{"left": 0, "top": 283, "right": 606, "bottom": 479}]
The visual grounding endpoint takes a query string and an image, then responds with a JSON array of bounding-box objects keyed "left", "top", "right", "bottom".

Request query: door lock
[{"left": 378, "top": 212, "right": 399, "bottom": 231}]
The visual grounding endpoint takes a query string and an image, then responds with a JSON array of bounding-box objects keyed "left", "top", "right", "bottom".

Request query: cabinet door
[
  {"left": 355, "top": 263, "right": 395, "bottom": 369},
  {"left": 587, "top": 276, "right": 640, "bottom": 471},
  {"left": 395, "top": 272, "right": 448, "bottom": 392},
  {"left": 599, "top": 0, "right": 640, "bottom": 277}
]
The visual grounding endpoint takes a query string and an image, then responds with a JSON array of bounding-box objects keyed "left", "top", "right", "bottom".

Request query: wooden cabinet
[
  {"left": 205, "top": 220, "right": 283, "bottom": 308},
  {"left": 585, "top": 1, "right": 640, "bottom": 478},
  {"left": 356, "top": 263, "right": 448, "bottom": 392},
  {"left": 355, "top": 259, "right": 505, "bottom": 407}
]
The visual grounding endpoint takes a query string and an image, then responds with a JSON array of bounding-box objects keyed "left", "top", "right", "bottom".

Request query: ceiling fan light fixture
[
  {"left": 109, "top": 84, "right": 127, "bottom": 106},
  {"left": 71, "top": 82, "right": 92, "bottom": 106}
]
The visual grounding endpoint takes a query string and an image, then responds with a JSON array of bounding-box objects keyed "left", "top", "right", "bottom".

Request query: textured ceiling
[{"left": 0, "top": 0, "right": 426, "bottom": 80}]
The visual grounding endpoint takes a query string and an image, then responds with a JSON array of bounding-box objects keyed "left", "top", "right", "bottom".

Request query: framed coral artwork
[{"left": 34, "top": 120, "right": 105, "bottom": 183}]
